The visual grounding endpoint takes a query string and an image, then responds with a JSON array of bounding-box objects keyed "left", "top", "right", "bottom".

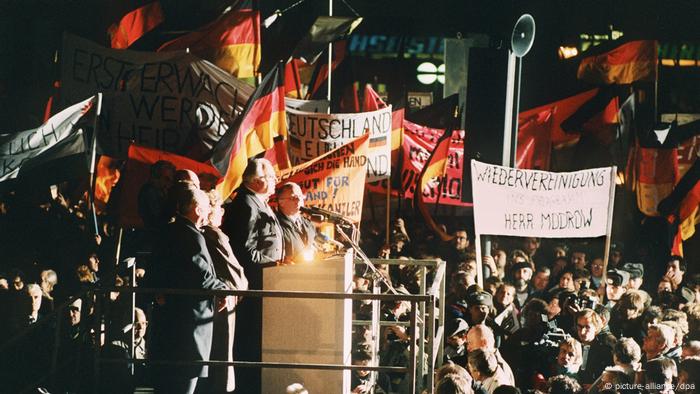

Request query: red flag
[
  {"left": 340, "top": 81, "right": 360, "bottom": 113},
  {"left": 117, "top": 144, "right": 220, "bottom": 227},
  {"left": 108, "top": 1, "right": 164, "bottom": 49},
  {"left": 519, "top": 89, "right": 618, "bottom": 149},
  {"left": 157, "top": 4, "right": 260, "bottom": 78},
  {"left": 362, "top": 84, "right": 387, "bottom": 112},
  {"left": 578, "top": 40, "right": 658, "bottom": 85},
  {"left": 211, "top": 63, "right": 286, "bottom": 199},
  {"left": 516, "top": 107, "right": 554, "bottom": 170}
]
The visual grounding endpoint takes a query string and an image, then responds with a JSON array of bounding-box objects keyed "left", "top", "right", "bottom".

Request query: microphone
[
  {"left": 299, "top": 206, "right": 350, "bottom": 224},
  {"left": 318, "top": 233, "right": 345, "bottom": 249}
]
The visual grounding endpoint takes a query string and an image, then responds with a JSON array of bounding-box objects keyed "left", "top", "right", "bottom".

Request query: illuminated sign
[{"left": 348, "top": 35, "right": 444, "bottom": 59}]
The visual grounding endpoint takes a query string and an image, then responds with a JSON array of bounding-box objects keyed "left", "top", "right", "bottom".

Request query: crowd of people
[{"left": 1, "top": 156, "right": 700, "bottom": 394}]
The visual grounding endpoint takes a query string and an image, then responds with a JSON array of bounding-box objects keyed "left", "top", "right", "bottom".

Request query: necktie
[{"left": 296, "top": 218, "right": 307, "bottom": 243}]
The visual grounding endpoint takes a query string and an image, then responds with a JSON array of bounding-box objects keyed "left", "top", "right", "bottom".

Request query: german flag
[
  {"left": 577, "top": 40, "right": 658, "bottom": 85},
  {"left": 308, "top": 40, "right": 347, "bottom": 99},
  {"left": 369, "top": 135, "right": 387, "bottom": 148},
  {"left": 284, "top": 59, "right": 305, "bottom": 98},
  {"left": 658, "top": 159, "right": 700, "bottom": 255},
  {"left": 414, "top": 127, "right": 453, "bottom": 241},
  {"left": 108, "top": 1, "right": 164, "bottom": 49},
  {"left": 212, "top": 62, "right": 286, "bottom": 200},
  {"left": 261, "top": 135, "right": 291, "bottom": 173},
  {"left": 157, "top": 1, "right": 260, "bottom": 78},
  {"left": 635, "top": 146, "right": 679, "bottom": 217},
  {"left": 390, "top": 108, "right": 404, "bottom": 152}
]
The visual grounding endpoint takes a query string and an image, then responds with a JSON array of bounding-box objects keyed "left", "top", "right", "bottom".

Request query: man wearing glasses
[
  {"left": 224, "top": 158, "right": 284, "bottom": 393},
  {"left": 276, "top": 182, "right": 320, "bottom": 263}
]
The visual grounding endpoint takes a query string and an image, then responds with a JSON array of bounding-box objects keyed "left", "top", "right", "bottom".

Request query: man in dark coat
[
  {"left": 575, "top": 308, "right": 617, "bottom": 385},
  {"left": 150, "top": 185, "right": 229, "bottom": 394},
  {"left": 223, "top": 158, "right": 284, "bottom": 394},
  {"left": 275, "top": 182, "right": 322, "bottom": 263}
]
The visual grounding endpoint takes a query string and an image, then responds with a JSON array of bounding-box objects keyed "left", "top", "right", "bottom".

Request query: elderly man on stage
[
  {"left": 150, "top": 185, "right": 230, "bottom": 394},
  {"left": 223, "top": 158, "right": 284, "bottom": 393},
  {"left": 275, "top": 182, "right": 322, "bottom": 263}
]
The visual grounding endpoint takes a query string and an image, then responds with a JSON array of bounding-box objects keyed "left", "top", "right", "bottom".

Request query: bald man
[
  {"left": 467, "top": 324, "right": 515, "bottom": 385},
  {"left": 150, "top": 185, "right": 229, "bottom": 394},
  {"left": 222, "top": 158, "right": 284, "bottom": 393}
]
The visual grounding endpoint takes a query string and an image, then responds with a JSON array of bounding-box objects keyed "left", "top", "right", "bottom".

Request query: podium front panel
[{"left": 262, "top": 252, "right": 353, "bottom": 393}]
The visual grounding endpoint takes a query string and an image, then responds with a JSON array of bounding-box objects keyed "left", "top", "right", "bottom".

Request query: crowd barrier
[{"left": 0, "top": 258, "right": 446, "bottom": 394}]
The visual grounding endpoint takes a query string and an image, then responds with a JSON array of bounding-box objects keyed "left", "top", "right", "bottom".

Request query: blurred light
[
  {"left": 417, "top": 74, "right": 437, "bottom": 84},
  {"left": 263, "top": 10, "right": 281, "bottom": 28},
  {"left": 661, "top": 59, "right": 700, "bottom": 67},
  {"left": 416, "top": 62, "right": 444, "bottom": 85},
  {"left": 417, "top": 62, "right": 437, "bottom": 73},
  {"left": 558, "top": 46, "right": 579, "bottom": 59},
  {"left": 615, "top": 171, "right": 625, "bottom": 186},
  {"left": 437, "top": 64, "right": 445, "bottom": 84},
  {"left": 301, "top": 247, "right": 315, "bottom": 263}
]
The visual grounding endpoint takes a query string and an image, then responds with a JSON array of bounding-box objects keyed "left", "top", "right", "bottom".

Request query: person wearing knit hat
[{"left": 605, "top": 269, "right": 630, "bottom": 308}]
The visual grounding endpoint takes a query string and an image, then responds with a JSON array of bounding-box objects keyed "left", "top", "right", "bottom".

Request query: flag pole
[
  {"left": 88, "top": 93, "right": 103, "bottom": 237},
  {"left": 601, "top": 166, "right": 617, "bottom": 286},
  {"left": 292, "top": 60, "right": 302, "bottom": 99},
  {"left": 385, "top": 178, "right": 391, "bottom": 246},
  {"left": 326, "top": 0, "right": 333, "bottom": 112}
]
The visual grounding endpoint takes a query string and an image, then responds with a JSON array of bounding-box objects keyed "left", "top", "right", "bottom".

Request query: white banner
[
  {"left": 60, "top": 33, "right": 253, "bottom": 159},
  {"left": 286, "top": 106, "right": 392, "bottom": 181},
  {"left": 471, "top": 160, "right": 615, "bottom": 238},
  {"left": 284, "top": 97, "right": 329, "bottom": 113},
  {"left": 1, "top": 96, "right": 94, "bottom": 181}
]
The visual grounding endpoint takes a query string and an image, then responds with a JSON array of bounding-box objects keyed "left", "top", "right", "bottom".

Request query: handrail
[
  {"left": 98, "top": 287, "right": 432, "bottom": 302},
  {"left": 93, "top": 286, "right": 434, "bottom": 394},
  {"left": 100, "top": 358, "right": 410, "bottom": 372}
]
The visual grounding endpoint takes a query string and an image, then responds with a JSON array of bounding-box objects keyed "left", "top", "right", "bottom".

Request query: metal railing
[
  {"left": 0, "top": 258, "right": 446, "bottom": 394},
  {"left": 94, "top": 287, "right": 436, "bottom": 394},
  {"left": 354, "top": 258, "right": 446, "bottom": 392}
]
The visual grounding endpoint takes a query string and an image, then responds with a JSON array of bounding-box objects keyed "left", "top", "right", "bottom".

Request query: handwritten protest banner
[
  {"left": 60, "top": 33, "right": 253, "bottom": 160},
  {"left": 1, "top": 96, "right": 94, "bottom": 182},
  {"left": 281, "top": 134, "right": 369, "bottom": 223},
  {"left": 286, "top": 106, "right": 391, "bottom": 182},
  {"left": 367, "top": 119, "right": 469, "bottom": 206},
  {"left": 471, "top": 160, "right": 615, "bottom": 238}
]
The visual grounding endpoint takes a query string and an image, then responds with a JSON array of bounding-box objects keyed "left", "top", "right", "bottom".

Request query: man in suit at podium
[
  {"left": 224, "top": 158, "right": 284, "bottom": 393},
  {"left": 275, "top": 182, "right": 320, "bottom": 263}
]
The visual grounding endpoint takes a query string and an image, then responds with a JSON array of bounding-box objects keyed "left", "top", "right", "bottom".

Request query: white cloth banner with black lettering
[
  {"left": 470, "top": 160, "right": 616, "bottom": 238},
  {"left": 1, "top": 96, "right": 94, "bottom": 182},
  {"left": 60, "top": 33, "right": 253, "bottom": 159},
  {"left": 286, "top": 106, "right": 392, "bottom": 182}
]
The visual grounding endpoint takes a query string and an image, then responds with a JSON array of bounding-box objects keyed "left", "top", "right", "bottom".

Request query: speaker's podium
[{"left": 262, "top": 251, "right": 353, "bottom": 393}]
